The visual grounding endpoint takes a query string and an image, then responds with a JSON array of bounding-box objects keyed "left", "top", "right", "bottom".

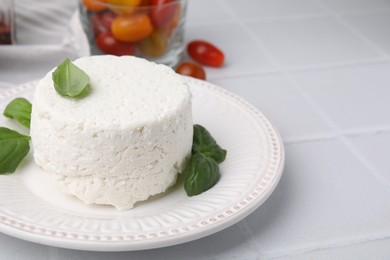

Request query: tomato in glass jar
[
  {"left": 82, "top": 0, "right": 108, "bottom": 12},
  {"left": 96, "top": 32, "right": 136, "bottom": 55},
  {"left": 107, "top": 0, "right": 141, "bottom": 14},
  {"left": 108, "top": 0, "right": 141, "bottom": 5},
  {"left": 111, "top": 13, "right": 153, "bottom": 42},
  {"left": 187, "top": 40, "right": 224, "bottom": 67},
  {"left": 92, "top": 11, "right": 116, "bottom": 36},
  {"left": 175, "top": 62, "right": 206, "bottom": 80},
  {"left": 139, "top": 0, "right": 153, "bottom": 6},
  {"left": 138, "top": 29, "right": 168, "bottom": 57},
  {"left": 163, "top": 5, "right": 180, "bottom": 37},
  {"left": 150, "top": 0, "right": 178, "bottom": 28},
  {"left": 0, "top": 19, "right": 11, "bottom": 44}
]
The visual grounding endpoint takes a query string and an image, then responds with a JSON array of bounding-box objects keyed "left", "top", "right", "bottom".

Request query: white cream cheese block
[{"left": 30, "top": 55, "right": 193, "bottom": 210}]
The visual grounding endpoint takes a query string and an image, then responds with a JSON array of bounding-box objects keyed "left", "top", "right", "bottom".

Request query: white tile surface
[
  {"left": 212, "top": 74, "right": 335, "bottom": 142},
  {"left": 343, "top": 12, "right": 390, "bottom": 55},
  {"left": 289, "top": 62, "right": 390, "bottom": 131},
  {"left": 223, "top": 0, "right": 327, "bottom": 20},
  {"left": 245, "top": 16, "right": 383, "bottom": 69},
  {"left": 241, "top": 139, "right": 390, "bottom": 258},
  {"left": 0, "top": 234, "right": 50, "bottom": 259},
  {"left": 274, "top": 238, "right": 390, "bottom": 260},
  {"left": 347, "top": 132, "right": 390, "bottom": 186},
  {"left": 185, "top": 24, "right": 275, "bottom": 78},
  {"left": 186, "top": 0, "right": 233, "bottom": 26},
  {"left": 318, "top": 0, "right": 390, "bottom": 13}
]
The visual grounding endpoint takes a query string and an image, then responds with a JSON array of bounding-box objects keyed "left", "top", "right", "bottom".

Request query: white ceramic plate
[{"left": 0, "top": 78, "right": 284, "bottom": 251}]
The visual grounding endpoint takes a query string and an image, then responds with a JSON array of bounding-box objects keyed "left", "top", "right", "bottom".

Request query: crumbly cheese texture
[{"left": 30, "top": 55, "right": 193, "bottom": 210}]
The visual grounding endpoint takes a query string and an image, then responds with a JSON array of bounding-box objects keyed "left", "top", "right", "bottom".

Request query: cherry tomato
[
  {"left": 91, "top": 11, "right": 116, "bottom": 35},
  {"left": 107, "top": 0, "right": 141, "bottom": 14},
  {"left": 175, "top": 62, "right": 206, "bottom": 80},
  {"left": 150, "top": 0, "right": 178, "bottom": 28},
  {"left": 0, "top": 22, "right": 11, "bottom": 44},
  {"left": 108, "top": 0, "right": 141, "bottom": 5},
  {"left": 82, "top": 0, "right": 108, "bottom": 12},
  {"left": 164, "top": 6, "right": 180, "bottom": 37},
  {"left": 139, "top": 0, "right": 153, "bottom": 6},
  {"left": 111, "top": 14, "right": 153, "bottom": 42},
  {"left": 187, "top": 40, "right": 224, "bottom": 67},
  {"left": 96, "top": 32, "right": 136, "bottom": 55},
  {"left": 138, "top": 29, "right": 168, "bottom": 57}
]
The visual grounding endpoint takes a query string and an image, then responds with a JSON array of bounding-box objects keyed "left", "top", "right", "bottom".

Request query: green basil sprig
[
  {"left": 52, "top": 58, "right": 90, "bottom": 98},
  {"left": 184, "top": 124, "right": 227, "bottom": 196},
  {"left": 0, "top": 127, "right": 30, "bottom": 174},
  {"left": 1, "top": 97, "right": 32, "bottom": 174},
  {"left": 3, "top": 98, "right": 32, "bottom": 128}
]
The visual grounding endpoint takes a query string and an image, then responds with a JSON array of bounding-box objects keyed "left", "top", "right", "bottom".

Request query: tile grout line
[
  {"left": 313, "top": 0, "right": 390, "bottom": 59},
  {"left": 188, "top": 6, "right": 390, "bottom": 27},
  {"left": 332, "top": 9, "right": 390, "bottom": 16},
  {"left": 207, "top": 57, "right": 390, "bottom": 81},
  {"left": 234, "top": 12, "right": 333, "bottom": 23},
  {"left": 280, "top": 126, "right": 390, "bottom": 144},
  {"left": 236, "top": 221, "right": 263, "bottom": 258},
  {"left": 207, "top": 69, "right": 281, "bottom": 81},
  {"left": 267, "top": 235, "right": 390, "bottom": 259},
  {"left": 282, "top": 57, "right": 389, "bottom": 73}
]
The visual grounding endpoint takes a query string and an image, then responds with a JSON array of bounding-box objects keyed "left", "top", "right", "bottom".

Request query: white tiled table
[{"left": 1, "top": 0, "right": 390, "bottom": 259}]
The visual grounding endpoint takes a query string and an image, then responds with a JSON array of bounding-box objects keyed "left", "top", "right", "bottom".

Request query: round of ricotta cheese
[{"left": 30, "top": 55, "right": 193, "bottom": 210}]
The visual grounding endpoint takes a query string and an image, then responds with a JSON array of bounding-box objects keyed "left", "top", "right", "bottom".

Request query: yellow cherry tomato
[
  {"left": 138, "top": 29, "right": 168, "bottom": 57},
  {"left": 111, "top": 14, "right": 153, "bottom": 42},
  {"left": 107, "top": 0, "right": 141, "bottom": 14},
  {"left": 108, "top": 0, "right": 141, "bottom": 6},
  {"left": 82, "top": 0, "right": 108, "bottom": 12}
]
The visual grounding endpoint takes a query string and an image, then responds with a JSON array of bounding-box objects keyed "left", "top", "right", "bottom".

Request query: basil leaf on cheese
[
  {"left": 3, "top": 98, "right": 32, "bottom": 128},
  {"left": 52, "top": 58, "right": 90, "bottom": 98},
  {"left": 0, "top": 127, "right": 30, "bottom": 174}
]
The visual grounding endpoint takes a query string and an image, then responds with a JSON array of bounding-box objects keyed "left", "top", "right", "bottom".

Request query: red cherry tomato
[
  {"left": 139, "top": 0, "right": 153, "bottom": 6},
  {"left": 163, "top": 5, "right": 180, "bottom": 37},
  {"left": 92, "top": 11, "right": 116, "bottom": 36},
  {"left": 150, "top": 0, "right": 178, "bottom": 28},
  {"left": 187, "top": 40, "right": 224, "bottom": 67},
  {"left": 96, "top": 32, "right": 136, "bottom": 55},
  {"left": 175, "top": 62, "right": 206, "bottom": 80}
]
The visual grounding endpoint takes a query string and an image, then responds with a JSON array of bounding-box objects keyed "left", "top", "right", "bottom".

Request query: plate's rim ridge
[{"left": 0, "top": 78, "right": 285, "bottom": 251}]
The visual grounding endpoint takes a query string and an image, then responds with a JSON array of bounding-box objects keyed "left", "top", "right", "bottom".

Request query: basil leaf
[
  {"left": 192, "top": 124, "right": 227, "bottom": 163},
  {"left": 184, "top": 153, "right": 220, "bottom": 196},
  {"left": 3, "top": 98, "right": 32, "bottom": 128},
  {"left": 0, "top": 127, "right": 30, "bottom": 174},
  {"left": 52, "top": 58, "right": 90, "bottom": 98}
]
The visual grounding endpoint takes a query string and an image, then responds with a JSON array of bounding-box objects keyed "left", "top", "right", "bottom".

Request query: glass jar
[{"left": 79, "top": 0, "right": 188, "bottom": 67}]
